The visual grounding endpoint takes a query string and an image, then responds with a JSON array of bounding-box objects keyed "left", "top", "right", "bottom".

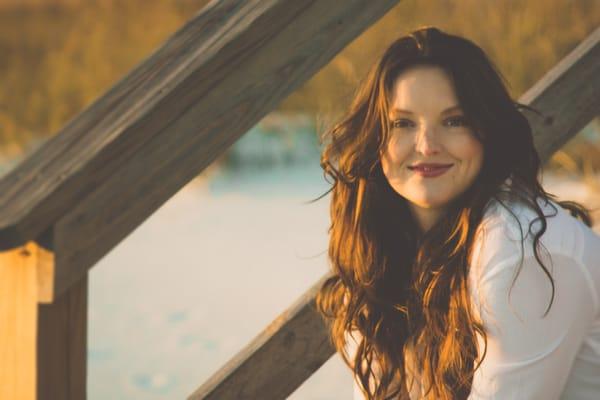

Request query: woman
[{"left": 314, "top": 27, "right": 600, "bottom": 399}]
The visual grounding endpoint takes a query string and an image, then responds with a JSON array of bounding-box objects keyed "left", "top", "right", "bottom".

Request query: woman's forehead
[{"left": 389, "top": 65, "right": 460, "bottom": 115}]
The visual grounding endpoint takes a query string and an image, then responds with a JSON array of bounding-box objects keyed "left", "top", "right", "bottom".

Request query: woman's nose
[{"left": 414, "top": 126, "right": 441, "bottom": 156}]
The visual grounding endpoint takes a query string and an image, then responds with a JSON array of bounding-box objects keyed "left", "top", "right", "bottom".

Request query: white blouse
[{"left": 349, "top": 194, "right": 600, "bottom": 399}]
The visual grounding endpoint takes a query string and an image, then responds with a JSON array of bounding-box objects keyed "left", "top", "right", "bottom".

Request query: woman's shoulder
[
  {"left": 476, "top": 192, "right": 590, "bottom": 259},
  {"left": 469, "top": 190, "right": 600, "bottom": 332},
  {"left": 471, "top": 192, "right": 592, "bottom": 274}
]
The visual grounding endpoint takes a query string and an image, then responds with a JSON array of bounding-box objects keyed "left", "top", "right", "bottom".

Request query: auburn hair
[{"left": 313, "top": 27, "right": 591, "bottom": 399}]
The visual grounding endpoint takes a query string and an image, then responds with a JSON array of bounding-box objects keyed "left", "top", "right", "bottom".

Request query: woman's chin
[{"left": 401, "top": 189, "right": 453, "bottom": 209}]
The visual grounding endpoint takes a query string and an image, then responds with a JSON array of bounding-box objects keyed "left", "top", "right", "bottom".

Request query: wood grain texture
[
  {"left": 37, "top": 274, "right": 88, "bottom": 400},
  {"left": 1, "top": 1, "right": 400, "bottom": 397},
  {"left": 188, "top": 274, "right": 335, "bottom": 400},
  {"left": 0, "top": 0, "right": 396, "bottom": 252},
  {"left": 186, "top": 27, "right": 600, "bottom": 399},
  {"left": 0, "top": 0, "right": 401, "bottom": 297},
  {"left": 0, "top": 243, "right": 39, "bottom": 400},
  {"left": 521, "top": 26, "right": 600, "bottom": 162},
  {"left": 51, "top": 0, "right": 399, "bottom": 298}
]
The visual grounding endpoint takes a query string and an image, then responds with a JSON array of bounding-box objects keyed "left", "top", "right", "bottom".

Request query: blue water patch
[
  {"left": 208, "top": 162, "right": 330, "bottom": 197},
  {"left": 178, "top": 333, "right": 218, "bottom": 350},
  {"left": 131, "top": 372, "right": 176, "bottom": 395},
  {"left": 222, "top": 114, "right": 322, "bottom": 170},
  {"left": 166, "top": 310, "right": 188, "bottom": 323},
  {"left": 202, "top": 338, "right": 218, "bottom": 350},
  {"left": 582, "top": 123, "right": 600, "bottom": 142}
]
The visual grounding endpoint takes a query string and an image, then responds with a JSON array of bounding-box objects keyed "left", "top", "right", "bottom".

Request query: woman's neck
[{"left": 408, "top": 203, "right": 446, "bottom": 236}]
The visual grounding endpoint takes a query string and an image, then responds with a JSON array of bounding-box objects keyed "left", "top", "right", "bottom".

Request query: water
[
  {"left": 86, "top": 162, "right": 355, "bottom": 399},
  {"left": 79, "top": 120, "right": 357, "bottom": 399}
]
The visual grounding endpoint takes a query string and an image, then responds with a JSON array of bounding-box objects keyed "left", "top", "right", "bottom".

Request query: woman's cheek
[
  {"left": 390, "top": 134, "right": 413, "bottom": 162},
  {"left": 381, "top": 136, "right": 409, "bottom": 180},
  {"left": 447, "top": 130, "right": 482, "bottom": 158}
]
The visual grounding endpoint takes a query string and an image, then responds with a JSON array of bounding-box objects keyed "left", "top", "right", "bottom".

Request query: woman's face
[{"left": 380, "top": 65, "right": 484, "bottom": 232}]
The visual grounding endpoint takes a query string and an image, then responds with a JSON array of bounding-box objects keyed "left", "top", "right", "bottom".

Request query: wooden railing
[
  {"left": 0, "top": 0, "right": 400, "bottom": 398},
  {"left": 0, "top": 0, "right": 598, "bottom": 398}
]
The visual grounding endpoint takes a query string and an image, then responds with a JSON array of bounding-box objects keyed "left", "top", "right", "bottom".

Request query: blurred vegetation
[{"left": 0, "top": 0, "right": 598, "bottom": 173}]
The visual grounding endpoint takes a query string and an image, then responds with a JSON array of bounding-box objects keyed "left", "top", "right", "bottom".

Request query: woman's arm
[{"left": 468, "top": 251, "right": 596, "bottom": 399}]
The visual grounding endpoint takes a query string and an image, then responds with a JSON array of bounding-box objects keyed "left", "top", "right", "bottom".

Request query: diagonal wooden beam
[
  {"left": 188, "top": 274, "right": 334, "bottom": 400},
  {"left": 0, "top": 0, "right": 401, "bottom": 299},
  {"left": 191, "top": 26, "right": 600, "bottom": 399},
  {"left": 522, "top": 26, "right": 600, "bottom": 162}
]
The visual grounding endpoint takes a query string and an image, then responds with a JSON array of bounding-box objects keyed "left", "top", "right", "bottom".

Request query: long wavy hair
[{"left": 314, "top": 27, "right": 592, "bottom": 399}]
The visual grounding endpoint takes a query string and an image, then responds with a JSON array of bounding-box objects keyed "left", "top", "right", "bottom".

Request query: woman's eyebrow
[
  {"left": 390, "top": 108, "right": 414, "bottom": 116},
  {"left": 441, "top": 105, "right": 462, "bottom": 114},
  {"left": 390, "top": 105, "right": 463, "bottom": 116}
]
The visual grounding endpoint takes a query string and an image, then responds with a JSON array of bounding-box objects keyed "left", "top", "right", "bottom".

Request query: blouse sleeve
[{"left": 468, "top": 250, "right": 596, "bottom": 399}]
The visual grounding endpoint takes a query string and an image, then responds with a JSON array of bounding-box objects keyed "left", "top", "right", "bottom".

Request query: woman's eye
[
  {"left": 444, "top": 116, "right": 467, "bottom": 127},
  {"left": 391, "top": 118, "right": 414, "bottom": 129}
]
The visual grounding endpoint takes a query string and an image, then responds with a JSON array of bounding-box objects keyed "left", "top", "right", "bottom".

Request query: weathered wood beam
[
  {"left": 37, "top": 275, "right": 88, "bottom": 400},
  {"left": 523, "top": 26, "right": 600, "bottom": 162},
  {"left": 189, "top": 26, "right": 600, "bottom": 399},
  {"left": 188, "top": 274, "right": 334, "bottom": 400},
  {"left": 0, "top": 0, "right": 401, "bottom": 298}
]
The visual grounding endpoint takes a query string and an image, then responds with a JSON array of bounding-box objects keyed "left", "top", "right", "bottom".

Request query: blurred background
[{"left": 0, "top": 0, "right": 598, "bottom": 398}]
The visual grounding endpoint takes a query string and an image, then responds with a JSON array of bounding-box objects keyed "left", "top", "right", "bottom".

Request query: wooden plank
[
  {"left": 0, "top": 0, "right": 239, "bottom": 251},
  {"left": 23, "top": 0, "right": 399, "bottom": 298},
  {"left": 188, "top": 274, "right": 335, "bottom": 400},
  {"left": 186, "top": 27, "right": 600, "bottom": 398},
  {"left": 37, "top": 274, "right": 88, "bottom": 400},
  {"left": 0, "top": 0, "right": 399, "bottom": 254},
  {"left": 0, "top": 242, "right": 39, "bottom": 400},
  {"left": 521, "top": 26, "right": 600, "bottom": 161},
  {"left": 34, "top": 226, "right": 87, "bottom": 399}
]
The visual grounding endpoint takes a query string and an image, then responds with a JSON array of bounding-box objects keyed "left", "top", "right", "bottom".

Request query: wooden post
[
  {"left": 0, "top": 242, "right": 53, "bottom": 400},
  {"left": 0, "top": 237, "right": 85, "bottom": 400},
  {"left": 37, "top": 275, "right": 88, "bottom": 400}
]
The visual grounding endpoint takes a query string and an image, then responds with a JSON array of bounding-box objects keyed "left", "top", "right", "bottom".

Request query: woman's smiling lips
[{"left": 407, "top": 163, "right": 454, "bottom": 178}]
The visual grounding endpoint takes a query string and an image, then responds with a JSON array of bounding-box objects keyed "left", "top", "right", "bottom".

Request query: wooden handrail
[
  {"left": 1, "top": 2, "right": 403, "bottom": 398},
  {"left": 191, "top": 26, "right": 600, "bottom": 399},
  {"left": 188, "top": 274, "right": 334, "bottom": 400},
  {"left": 522, "top": 26, "right": 600, "bottom": 159},
  {"left": 0, "top": 0, "right": 400, "bottom": 298}
]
